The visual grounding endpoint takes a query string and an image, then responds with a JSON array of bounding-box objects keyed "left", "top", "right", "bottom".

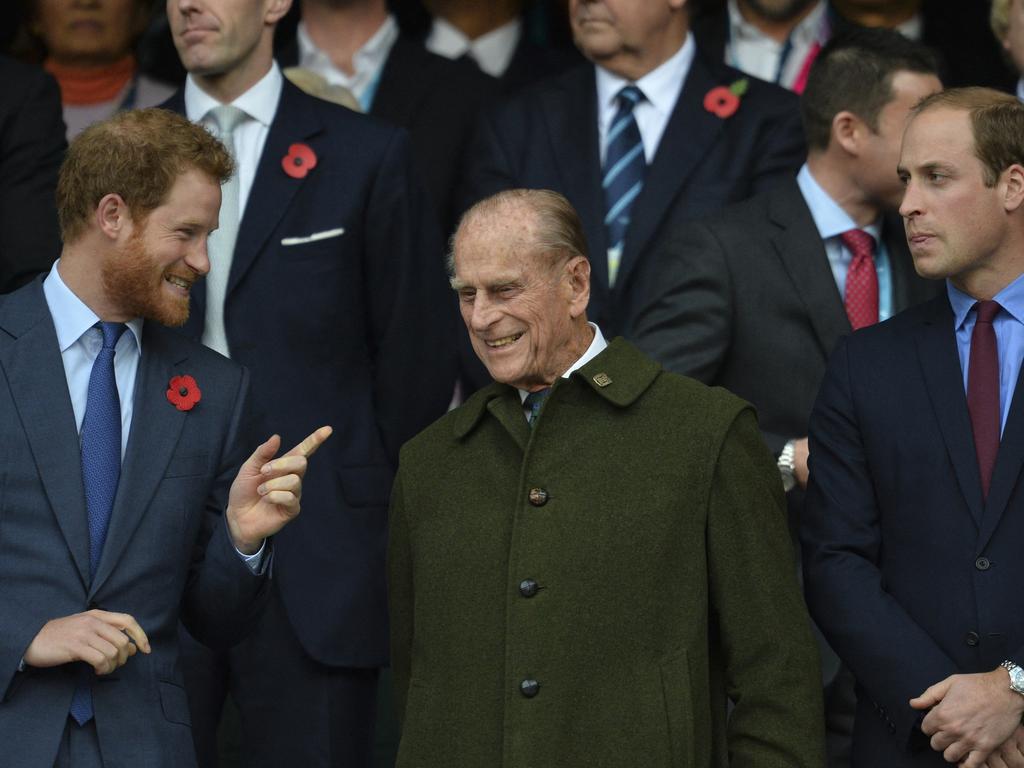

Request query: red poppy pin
[
  {"left": 704, "top": 78, "right": 749, "bottom": 119},
  {"left": 167, "top": 375, "right": 202, "bottom": 411},
  {"left": 281, "top": 143, "right": 317, "bottom": 179}
]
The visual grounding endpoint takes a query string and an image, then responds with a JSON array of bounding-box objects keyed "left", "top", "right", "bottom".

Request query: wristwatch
[
  {"left": 1001, "top": 660, "right": 1024, "bottom": 696},
  {"left": 778, "top": 440, "right": 797, "bottom": 493}
]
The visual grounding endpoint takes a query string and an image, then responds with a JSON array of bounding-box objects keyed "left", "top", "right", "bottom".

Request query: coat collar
[{"left": 450, "top": 337, "right": 661, "bottom": 440}]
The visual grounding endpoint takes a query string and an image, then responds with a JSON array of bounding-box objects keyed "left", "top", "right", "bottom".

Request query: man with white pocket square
[{"left": 161, "top": 0, "right": 457, "bottom": 765}]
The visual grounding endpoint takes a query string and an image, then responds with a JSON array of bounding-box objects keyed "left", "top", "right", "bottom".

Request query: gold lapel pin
[{"left": 593, "top": 372, "right": 612, "bottom": 387}]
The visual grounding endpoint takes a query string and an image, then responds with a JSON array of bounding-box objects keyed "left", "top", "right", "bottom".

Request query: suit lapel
[
  {"left": 372, "top": 37, "right": 427, "bottom": 126},
  {"left": 229, "top": 81, "right": 323, "bottom": 296},
  {"left": 0, "top": 283, "right": 90, "bottom": 587},
  {"left": 90, "top": 324, "right": 189, "bottom": 597},
  {"left": 539, "top": 67, "right": 608, "bottom": 296},
  {"left": 617, "top": 53, "right": 724, "bottom": 292},
  {"left": 768, "top": 181, "right": 851, "bottom": 358},
  {"left": 915, "top": 296, "right": 984, "bottom": 526},
  {"left": 978, "top": 365, "right": 1024, "bottom": 550}
]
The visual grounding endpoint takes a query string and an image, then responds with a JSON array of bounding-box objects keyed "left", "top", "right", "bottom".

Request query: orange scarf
[{"left": 45, "top": 55, "right": 136, "bottom": 106}]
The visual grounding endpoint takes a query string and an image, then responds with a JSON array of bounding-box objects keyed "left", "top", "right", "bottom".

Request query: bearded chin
[{"left": 101, "top": 235, "right": 192, "bottom": 327}]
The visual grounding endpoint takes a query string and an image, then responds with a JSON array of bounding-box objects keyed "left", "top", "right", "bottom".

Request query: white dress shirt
[
  {"left": 595, "top": 33, "right": 695, "bottom": 165},
  {"left": 426, "top": 16, "right": 521, "bottom": 78},
  {"left": 725, "top": 0, "right": 828, "bottom": 89},
  {"left": 296, "top": 15, "right": 399, "bottom": 110},
  {"left": 517, "top": 323, "right": 609, "bottom": 403},
  {"left": 184, "top": 64, "right": 283, "bottom": 216}
]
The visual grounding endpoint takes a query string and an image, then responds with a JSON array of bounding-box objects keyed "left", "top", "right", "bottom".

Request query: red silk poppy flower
[
  {"left": 703, "top": 78, "right": 749, "bottom": 119},
  {"left": 281, "top": 143, "right": 317, "bottom": 179},
  {"left": 167, "top": 375, "right": 202, "bottom": 411}
]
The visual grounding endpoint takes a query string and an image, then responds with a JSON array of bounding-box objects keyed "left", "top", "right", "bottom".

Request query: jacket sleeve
[
  {"left": 707, "top": 406, "right": 825, "bottom": 767},
  {"left": 801, "top": 336, "right": 959, "bottom": 744},
  {"left": 387, "top": 468, "right": 414, "bottom": 726}
]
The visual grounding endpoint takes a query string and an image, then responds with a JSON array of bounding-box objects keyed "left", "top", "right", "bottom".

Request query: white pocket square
[{"left": 281, "top": 228, "right": 345, "bottom": 246}]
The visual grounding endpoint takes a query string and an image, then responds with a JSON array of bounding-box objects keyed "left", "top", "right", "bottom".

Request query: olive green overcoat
[{"left": 388, "top": 339, "right": 824, "bottom": 767}]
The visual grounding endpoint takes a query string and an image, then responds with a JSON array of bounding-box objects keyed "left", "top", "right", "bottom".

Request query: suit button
[
  {"left": 520, "top": 679, "right": 540, "bottom": 698},
  {"left": 976, "top": 557, "right": 991, "bottom": 570},
  {"left": 528, "top": 488, "right": 549, "bottom": 507},
  {"left": 966, "top": 631, "right": 980, "bottom": 647},
  {"left": 519, "top": 579, "right": 539, "bottom": 598}
]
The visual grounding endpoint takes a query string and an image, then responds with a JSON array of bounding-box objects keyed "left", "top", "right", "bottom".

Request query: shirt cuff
[
  {"left": 235, "top": 540, "right": 267, "bottom": 574},
  {"left": 17, "top": 658, "right": 25, "bottom": 673}
]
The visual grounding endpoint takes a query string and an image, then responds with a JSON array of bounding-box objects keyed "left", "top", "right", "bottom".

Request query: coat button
[
  {"left": 976, "top": 557, "right": 991, "bottom": 571},
  {"left": 528, "top": 488, "right": 549, "bottom": 507},
  {"left": 966, "top": 631, "right": 980, "bottom": 647},
  {"left": 519, "top": 579, "right": 539, "bottom": 598},
  {"left": 520, "top": 679, "right": 540, "bottom": 698}
]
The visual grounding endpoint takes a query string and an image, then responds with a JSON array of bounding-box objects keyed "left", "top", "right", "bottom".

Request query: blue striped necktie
[
  {"left": 70, "top": 321, "right": 126, "bottom": 726},
  {"left": 524, "top": 388, "right": 551, "bottom": 428},
  {"left": 603, "top": 84, "right": 646, "bottom": 287}
]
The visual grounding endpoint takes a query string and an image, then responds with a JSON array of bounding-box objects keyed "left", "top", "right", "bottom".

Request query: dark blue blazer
[
  {"left": 802, "top": 294, "right": 1024, "bottom": 766},
  {"left": 0, "top": 280, "right": 268, "bottom": 768},
  {"left": 163, "top": 80, "right": 456, "bottom": 667},
  {"left": 458, "top": 50, "right": 806, "bottom": 338}
]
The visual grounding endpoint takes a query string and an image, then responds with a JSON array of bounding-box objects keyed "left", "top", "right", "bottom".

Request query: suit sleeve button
[
  {"left": 528, "top": 488, "right": 549, "bottom": 507},
  {"left": 966, "top": 631, "right": 980, "bottom": 647},
  {"left": 520, "top": 679, "right": 540, "bottom": 698},
  {"left": 519, "top": 579, "right": 539, "bottom": 598},
  {"left": 976, "top": 557, "right": 991, "bottom": 570}
]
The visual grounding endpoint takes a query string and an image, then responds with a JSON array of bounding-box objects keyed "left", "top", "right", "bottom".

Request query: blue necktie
[
  {"left": 603, "top": 85, "right": 646, "bottom": 286},
  {"left": 70, "top": 321, "right": 126, "bottom": 726}
]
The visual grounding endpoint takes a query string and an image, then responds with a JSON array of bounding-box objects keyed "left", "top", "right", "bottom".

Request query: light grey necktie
[{"left": 203, "top": 105, "right": 247, "bottom": 357}]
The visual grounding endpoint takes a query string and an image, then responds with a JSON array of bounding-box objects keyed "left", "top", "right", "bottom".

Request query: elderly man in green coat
[{"left": 388, "top": 189, "right": 825, "bottom": 767}]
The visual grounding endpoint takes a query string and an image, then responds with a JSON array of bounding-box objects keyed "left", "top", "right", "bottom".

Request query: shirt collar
[
  {"left": 517, "top": 323, "right": 608, "bottom": 402},
  {"left": 296, "top": 15, "right": 398, "bottom": 82},
  {"left": 797, "top": 163, "right": 882, "bottom": 244},
  {"left": 948, "top": 272, "right": 1024, "bottom": 330},
  {"left": 43, "top": 260, "right": 144, "bottom": 353},
  {"left": 427, "top": 16, "right": 521, "bottom": 78},
  {"left": 727, "top": 0, "right": 827, "bottom": 46},
  {"left": 596, "top": 32, "right": 695, "bottom": 118},
  {"left": 184, "top": 62, "right": 282, "bottom": 128}
]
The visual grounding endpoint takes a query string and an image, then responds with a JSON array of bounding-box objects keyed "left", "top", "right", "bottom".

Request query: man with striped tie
[{"left": 459, "top": 0, "right": 805, "bottom": 381}]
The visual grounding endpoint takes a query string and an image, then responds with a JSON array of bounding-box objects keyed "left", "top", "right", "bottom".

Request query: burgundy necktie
[
  {"left": 840, "top": 229, "right": 879, "bottom": 330},
  {"left": 968, "top": 300, "right": 1002, "bottom": 498}
]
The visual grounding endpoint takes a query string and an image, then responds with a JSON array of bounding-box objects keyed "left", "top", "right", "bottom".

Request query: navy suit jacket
[
  {"left": 459, "top": 50, "right": 806, "bottom": 339},
  {"left": 164, "top": 80, "right": 456, "bottom": 667},
  {"left": 0, "top": 280, "right": 268, "bottom": 768},
  {"left": 802, "top": 294, "right": 1024, "bottom": 766}
]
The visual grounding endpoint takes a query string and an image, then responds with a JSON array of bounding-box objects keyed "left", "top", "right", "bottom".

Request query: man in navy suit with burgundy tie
[
  {"left": 0, "top": 107, "right": 329, "bottom": 768},
  {"left": 803, "top": 88, "right": 1024, "bottom": 767},
  {"left": 163, "top": 0, "right": 456, "bottom": 765}
]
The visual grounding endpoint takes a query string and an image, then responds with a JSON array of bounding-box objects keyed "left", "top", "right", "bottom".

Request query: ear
[
  {"left": 832, "top": 110, "right": 864, "bottom": 156},
  {"left": 1002, "top": 163, "right": 1024, "bottom": 213},
  {"left": 565, "top": 256, "right": 591, "bottom": 319},
  {"left": 95, "top": 193, "right": 134, "bottom": 241},
  {"left": 265, "top": 0, "right": 292, "bottom": 25}
]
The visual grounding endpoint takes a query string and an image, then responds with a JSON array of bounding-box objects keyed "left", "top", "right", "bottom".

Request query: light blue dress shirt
[
  {"left": 947, "top": 274, "right": 1024, "bottom": 435},
  {"left": 797, "top": 164, "right": 894, "bottom": 321},
  {"left": 41, "top": 263, "right": 265, "bottom": 570}
]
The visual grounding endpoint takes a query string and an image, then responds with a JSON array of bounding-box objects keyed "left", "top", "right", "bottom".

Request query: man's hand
[
  {"left": 793, "top": 437, "right": 810, "bottom": 489},
  {"left": 226, "top": 426, "right": 333, "bottom": 554},
  {"left": 982, "top": 726, "right": 1024, "bottom": 768},
  {"left": 910, "top": 669, "right": 1024, "bottom": 766},
  {"left": 23, "top": 610, "right": 151, "bottom": 674}
]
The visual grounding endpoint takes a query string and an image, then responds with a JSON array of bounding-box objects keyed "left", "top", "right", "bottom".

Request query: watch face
[{"left": 1010, "top": 666, "right": 1024, "bottom": 693}]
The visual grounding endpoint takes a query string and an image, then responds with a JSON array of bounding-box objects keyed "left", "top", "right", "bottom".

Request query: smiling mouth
[
  {"left": 165, "top": 274, "right": 193, "bottom": 292},
  {"left": 485, "top": 333, "right": 523, "bottom": 348}
]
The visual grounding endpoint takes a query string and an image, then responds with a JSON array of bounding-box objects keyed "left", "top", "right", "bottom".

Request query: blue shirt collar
[
  {"left": 43, "top": 260, "right": 144, "bottom": 352},
  {"left": 797, "top": 163, "right": 882, "bottom": 244},
  {"left": 947, "top": 272, "right": 1024, "bottom": 330}
]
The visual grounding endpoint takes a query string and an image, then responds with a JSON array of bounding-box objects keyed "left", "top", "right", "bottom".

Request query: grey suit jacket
[
  {"left": 632, "top": 178, "right": 942, "bottom": 456},
  {"left": 0, "top": 279, "right": 269, "bottom": 768}
]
